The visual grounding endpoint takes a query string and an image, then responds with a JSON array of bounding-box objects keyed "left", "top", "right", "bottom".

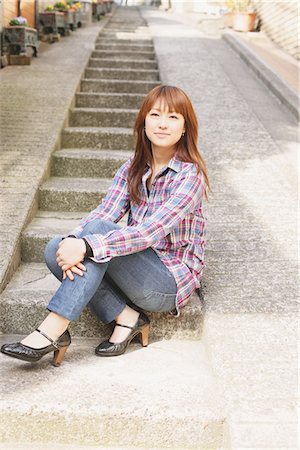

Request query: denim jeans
[{"left": 44, "top": 219, "right": 177, "bottom": 324}]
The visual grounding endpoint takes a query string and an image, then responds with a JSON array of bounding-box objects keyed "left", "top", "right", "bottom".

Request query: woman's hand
[
  {"left": 56, "top": 238, "right": 86, "bottom": 272},
  {"left": 63, "top": 262, "right": 87, "bottom": 281}
]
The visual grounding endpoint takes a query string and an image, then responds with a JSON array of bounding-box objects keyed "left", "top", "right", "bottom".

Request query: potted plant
[
  {"left": 66, "top": 1, "right": 83, "bottom": 29},
  {"left": 40, "top": 5, "right": 67, "bottom": 39},
  {"left": 53, "top": 1, "right": 76, "bottom": 31},
  {"left": 3, "top": 16, "right": 38, "bottom": 61},
  {"left": 225, "top": 0, "right": 257, "bottom": 32}
]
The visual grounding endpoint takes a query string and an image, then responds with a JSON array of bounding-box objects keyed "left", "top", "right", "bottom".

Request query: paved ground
[
  {"left": 0, "top": 336, "right": 225, "bottom": 448},
  {"left": 141, "top": 6, "right": 298, "bottom": 448},
  {"left": 0, "top": 4, "right": 298, "bottom": 449}
]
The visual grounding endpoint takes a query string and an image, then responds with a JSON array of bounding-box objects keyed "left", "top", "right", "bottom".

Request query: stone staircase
[
  {"left": 0, "top": 6, "right": 227, "bottom": 448},
  {"left": 1, "top": 8, "right": 204, "bottom": 344}
]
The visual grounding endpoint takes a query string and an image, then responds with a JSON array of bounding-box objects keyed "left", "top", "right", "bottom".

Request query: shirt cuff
[
  {"left": 83, "top": 234, "right": 108, "bottom": 261},
  {"left": 82, "top": 237, "right": 94, "bottom": 257}
]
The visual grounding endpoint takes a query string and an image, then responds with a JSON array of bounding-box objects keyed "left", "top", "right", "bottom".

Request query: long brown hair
[{"left": 128, "top": 85, "right": 210, "bottom": 204}]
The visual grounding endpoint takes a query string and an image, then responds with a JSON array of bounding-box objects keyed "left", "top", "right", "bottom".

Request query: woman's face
[{"left": 144, "top": 100, "right": 185, "bottom": 152}]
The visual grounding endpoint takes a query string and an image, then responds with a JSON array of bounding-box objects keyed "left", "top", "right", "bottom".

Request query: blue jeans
[{"left": 44, "top": 219, "right": 177, "bottom": 324}]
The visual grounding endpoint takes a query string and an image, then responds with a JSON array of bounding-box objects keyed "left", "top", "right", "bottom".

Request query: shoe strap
[
  {"left": 35, "top": 328, "right": 59, "bottom": 349},
  {"left": 115, "top": 323, "right": 134, "bottom": 330}
]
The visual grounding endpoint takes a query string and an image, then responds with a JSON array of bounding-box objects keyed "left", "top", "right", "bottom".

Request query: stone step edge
[
  {"left": 53, "top": 148, "right": 133, "bottom": 157},
  {"left": 85, "top": 67, "right": 159, "bottom": 75},
  {"left": 70, "top": 107, "right": 139, "bottom": 114},
  {"left": 96, "top": 39, "right": 153, "bottom": 43},
  {"left": 92, "top": 50, "right": 155, "bottom": 54},
  {"left": 40, "top": 175, "right": 112, "bottom": 187},
  {"left": 81, "top": 78, "right": 160, "bottom": 85},
  {"left": 62, "top": 126, "right": 133, "bottom": 133},
  {"left": 88, "top": 57, "right": 157, "bottom": 63},
  {"left": 76, "top": 92, "right": 146, "bottom": 97},
  {"left": 95, "top": 42, "right": 154, "bottom": 47}
]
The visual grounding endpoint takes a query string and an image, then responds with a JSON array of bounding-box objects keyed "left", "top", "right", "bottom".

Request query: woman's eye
[
  {"left": 150, "top": 113, "right": 159, "bottom": 116},
  {"left": 170, "top": 115, "right": 178, "bottom": 119}
]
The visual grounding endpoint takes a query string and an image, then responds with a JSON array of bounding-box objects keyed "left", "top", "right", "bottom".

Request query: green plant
[
  {"left": 9, "top": 16, "right": 28, "bottom": 26},
  {"left": 54, "top": 1, "right": 68, "bottom": 11},
  {"left": 227, "top": 0, "right": 253, "bottom": 12}
]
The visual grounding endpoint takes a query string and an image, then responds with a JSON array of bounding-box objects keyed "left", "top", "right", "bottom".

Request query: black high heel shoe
[
  {"left": 95, "top": 311, "right": 150, "bottom": 357},
  {"left": 0, "top": 328, "right": 71, "bottom": 367}
]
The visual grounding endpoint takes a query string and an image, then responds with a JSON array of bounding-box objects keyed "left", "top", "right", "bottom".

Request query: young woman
[{"left": 1, "top": 85, "right": 210, "bottom": 366}]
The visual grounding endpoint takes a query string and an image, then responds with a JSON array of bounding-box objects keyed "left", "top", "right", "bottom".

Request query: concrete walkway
[
  {"left": 0, "top": 4, "right": 298, "bottom": 449},
  {"left": 141, "top": 6, "right": 298, "bottom": 449}
]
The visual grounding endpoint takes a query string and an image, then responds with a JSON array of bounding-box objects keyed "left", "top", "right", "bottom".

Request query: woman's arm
[
  {"left": 68, "top": 157, "right": 131, "bottom": 238},
  {"left": 84, "top": 166, "right": 205, "bottom": 262}
]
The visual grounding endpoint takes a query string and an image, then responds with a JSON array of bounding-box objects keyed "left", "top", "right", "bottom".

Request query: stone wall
[{"left": 252, "top": 0, "right": 298, "bottom": 60}]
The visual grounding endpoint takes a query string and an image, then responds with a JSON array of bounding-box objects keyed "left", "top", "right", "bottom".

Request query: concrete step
[
  {"left": 0, "top": 261, "right": 205, "bottom": 340},
  {"left": 88, "top": 57, "right": 158, "bottom": 70},
  {"left": 84, "top": 67, "right": 159, "bottom": 81},
  {"left": 104, "top": 27, "right": 149, "bottom": 33},
  {"left": 91, "top": 49, "right": 155, "bottom": 60},
  {"left": 0, "top": 335, "right": 225, "bottom": 448},
  {"left": 61, "top": 126, "right": 134, "bottom": 150},
  {"left": 107, "top": 20, "right": 146, "bottom": 26},
  {"left": 21, "top": 211, "right": 127, "bottom": 262},
  {"left": 95, "top": 43, "right": 154, "bottom": 52},
  {"left": 80, "top": 78, "right": 159, "bottom": 94},
  {"left": 98, "top": 32, "right": 152, "bottom": 41},
  {"left": 75, "top": 92, "right": 145, "bottom": 109},
  {"left": 52, "top": 148, "right": 133, "bottom": 178},
  {"left": 96, "top": 37, "right": 153, "bottom": 45},
  {"left": 39, "top": 176, "right": 113, "bottom": 212},
  {"left": 69, "top": 107, "right": 138, "bottom": 128},
  {"left": 106, "top": 20, "right": 147, "bottom": 25},
  {"left": 99, "top": 28, "right": 151, "bottom": 35}
]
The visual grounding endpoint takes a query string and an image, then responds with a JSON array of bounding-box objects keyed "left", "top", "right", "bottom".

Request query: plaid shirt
[{"left": 69, "top": 153, "right": 206, "bottom": 315}]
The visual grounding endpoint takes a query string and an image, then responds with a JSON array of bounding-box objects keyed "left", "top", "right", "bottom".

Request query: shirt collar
[{"left": 146, "top": 151, "right": 182, "bottom": 173}]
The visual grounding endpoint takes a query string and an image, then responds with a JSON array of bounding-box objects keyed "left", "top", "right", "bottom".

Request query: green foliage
[
  {"left": 226, "top": 0, "right": 252, "bottom": 12},
  {"left": 54, "top": 1, "right": 68, "bottom": 11},
  {"left": 9, "top": 16, "right": 28, "bottom": 26}
]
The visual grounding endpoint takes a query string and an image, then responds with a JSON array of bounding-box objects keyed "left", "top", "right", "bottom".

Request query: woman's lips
[{"left": 154, "top": 132, "right": 170, "bottom": 137}]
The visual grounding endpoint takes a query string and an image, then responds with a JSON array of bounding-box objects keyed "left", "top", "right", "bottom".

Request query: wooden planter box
[
  {"left": 3, "top": 26, "right": 38, "bottom": 57},
  {"left": 75, "top": 10, "right": 83, "bottom": 28},
  {"left": 40, "top": 11, "right": 69, "bottom": 36},
  {"left": 92, "top": 3, "right": 105, "bottom": 21},
  {"left": 64, "top": 10, "right": 76, "bottom": 31}
]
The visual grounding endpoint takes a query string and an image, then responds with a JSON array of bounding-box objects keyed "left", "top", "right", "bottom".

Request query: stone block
[
  {"left": 0, "top": 262, "right": 204, "bottom": 340},
  {"left": 0, "top": 339, "right": 225, "bottom": 448}
]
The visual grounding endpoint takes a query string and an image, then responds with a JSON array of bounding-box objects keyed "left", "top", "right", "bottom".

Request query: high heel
[
  {"left": 0, "top": 328, "right": 71, "bottom": 366},
  {"left": 95, "top": 311, "right": 150, "bottom": 357}
]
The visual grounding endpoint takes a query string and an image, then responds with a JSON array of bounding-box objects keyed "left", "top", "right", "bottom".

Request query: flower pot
[
  {"left": 3, "top": 26, "right": 38, "bottom": 57},
  {"left": 40, "top": 11, "right": 68, "bottom": 37},
  {"left": 63, "top": 10, "right": 76, "bottom": 32},
  {"left": 233, "top": 12, "right": 257, "bottom": 32}
]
